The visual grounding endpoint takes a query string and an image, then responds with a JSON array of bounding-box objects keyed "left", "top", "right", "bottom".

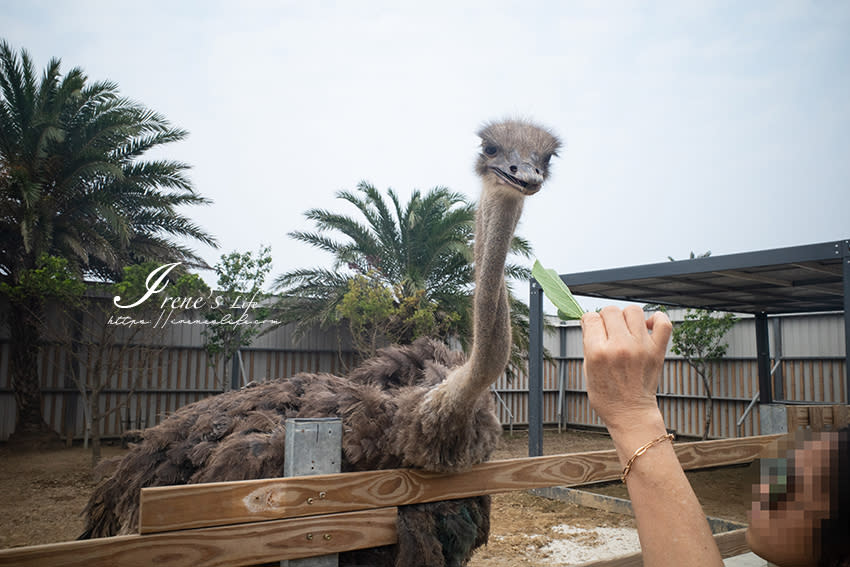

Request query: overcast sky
[{"left": 4, "top": 1, "right": 849, "bottom": 310}]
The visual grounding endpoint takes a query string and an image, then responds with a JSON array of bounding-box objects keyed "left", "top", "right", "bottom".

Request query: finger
[
  {"left": 646, "top": 311, "right": 673, "bottom": 354},
  {"left": 598, "top": 305, "right": 629, "bottom": 338},
  {"left": 623, "top": 305, "right": 647, "bottom": 338},
  {"left": 581, "top": 311, "right": 607, "bottom": 347}
]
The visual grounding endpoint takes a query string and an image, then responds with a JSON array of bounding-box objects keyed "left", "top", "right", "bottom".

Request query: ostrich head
[
  {"left": 475, "top": 119, "right": 561, "bottom": 196},
  {"left": 431, "top": 118, "right": 561, "bottom": 419},
  {"left": 403, "top": 118, "right": 561, "bottom": 472}
]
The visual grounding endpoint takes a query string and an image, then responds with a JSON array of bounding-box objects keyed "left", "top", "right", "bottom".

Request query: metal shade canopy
[
  {"left": 526, "top": 239, "right": 850, "bottom": 456},
  {"left": 560, "top": 240, "right": 847, "bottom": 315}
]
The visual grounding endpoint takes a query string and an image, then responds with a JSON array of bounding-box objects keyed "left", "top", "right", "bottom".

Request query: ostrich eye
[{"left": 483, "top": 145, "right": 498, "bottom": 156}]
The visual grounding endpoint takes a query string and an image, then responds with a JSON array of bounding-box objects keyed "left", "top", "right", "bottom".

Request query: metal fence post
[
  {"left": 529, "top": 278, "right": 544, "bottom": 457},
  {"left": 755, "top": 313, "right": 772, "bottom": 405},
  {"left": 557, "top": 323, "right": 567, "bottom": 432},
  {"left": 843, "top": 240, "right": 850, "bottom": 404},
  {"left": 281, "top": 417, "right": 342, "bottom": 567}
]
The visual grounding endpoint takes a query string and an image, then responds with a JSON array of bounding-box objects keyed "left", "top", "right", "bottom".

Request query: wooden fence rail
[{"left": 0, "top": 434, "right": 781, "bottom": 567}]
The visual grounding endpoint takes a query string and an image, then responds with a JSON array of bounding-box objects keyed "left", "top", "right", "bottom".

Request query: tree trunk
[
  {"left": 700, "top": 372, "right": 713, "bottom": 440},
  {"left": 8, "top": 298, "right": 56, "bottom": 442},
  {"left": 90, "top": 389, "right": 102, "bottom": 468},
  {"left": 63, "top": 308, "right": 85, "bottom": 447}
]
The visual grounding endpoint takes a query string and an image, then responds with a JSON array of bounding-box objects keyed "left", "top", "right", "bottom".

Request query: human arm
[{"left": 581, "top": 306, "right": 723, "bottom": 567}]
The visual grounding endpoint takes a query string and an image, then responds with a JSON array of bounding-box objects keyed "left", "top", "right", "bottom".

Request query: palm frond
[
  {"left": 288, "top": 230, "right": 349, "bottom": 256},
  {"left": 277, "top": 182, "right": 536, "bottom": 355},
  {"left": 0, "top": 40, "right": 217, "bottom": 285}
]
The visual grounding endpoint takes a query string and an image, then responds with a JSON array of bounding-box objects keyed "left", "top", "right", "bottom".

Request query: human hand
[
  {"left": 582, "top": 307, "right": 724, "bottom": 567},
  {"left": 581, "top": 306, "right": 672, "bottom": 433}
]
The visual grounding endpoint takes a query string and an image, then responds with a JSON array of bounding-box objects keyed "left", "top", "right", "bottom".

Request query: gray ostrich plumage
[{"left": 80, "top": 119, "right": 561, "bottom": 567}]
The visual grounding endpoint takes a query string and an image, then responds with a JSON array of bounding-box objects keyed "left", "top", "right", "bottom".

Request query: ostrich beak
[{"left": 489, "top": 162, "right": 544, "bottom": 195}]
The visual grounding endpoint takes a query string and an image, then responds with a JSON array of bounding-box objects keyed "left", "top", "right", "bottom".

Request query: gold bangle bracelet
[{"left": 621, "top": 433, "right": 675, "bottom": 483}]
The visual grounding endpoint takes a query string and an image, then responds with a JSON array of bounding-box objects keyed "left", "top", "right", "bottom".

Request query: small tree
[
  {"left": 92, "top": 263, "right": 207, "bottom": 454},
  {"left": 203, "top": 246, "right": 273, "bottom": 389},
  {"left": 70, "top": 263, "right": 207, "bottom": 466},
  {"left": 670, "top": 309, "right": 737, "bottom": 439},
  {"left": 1, "top": 257, "right": 208, "bottom": 464},
  {"left": 336, "top": 272, "right": 458, "bottom": 359}
]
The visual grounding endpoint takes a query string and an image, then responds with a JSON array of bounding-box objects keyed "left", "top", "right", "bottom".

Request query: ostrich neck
[{"left": 442, "top": 182, "right": 524, "bottom": 405}]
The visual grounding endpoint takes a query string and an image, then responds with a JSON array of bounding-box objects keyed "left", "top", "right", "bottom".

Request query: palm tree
[
  {"left": 274, "top": 181, "right": 533, "bottom": 365},
  {"left": 0, "top": 41, "right": 218, "bottom": 439}
]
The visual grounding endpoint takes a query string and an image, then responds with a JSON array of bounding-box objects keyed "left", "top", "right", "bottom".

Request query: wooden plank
[
  {"left": 786, "top": 405, "right": 850, "bottom": 432},
  {"left": 0, "top": 508, "right": 397, "bottom": 567},
  {"left": 140, "top": 434, "right": 781, "bottom": 534},
  {"left": 673, "top": 434, "right": 781, "bottom": 470},
  {"left": 787, "top": 405, "right": 806, "bottom": 431},
  {"left": 809, "top": 405, "right": 826, "bottom": 431},
  {"left": 139, "top": 450, "right": 617, "bottom": 534},
  {"left": 834, "top": 405, "right": 850, "bottom": 429},
  {"left": 574, "top": 528, "right": 750, "bottom": 567},
  {"left": 532, "top": 486, "right": 635, "bottom": 518}
]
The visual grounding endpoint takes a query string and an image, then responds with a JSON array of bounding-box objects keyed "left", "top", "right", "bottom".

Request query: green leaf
[{"left": 532, "top": 260, "right": 585, "bottom": 320}]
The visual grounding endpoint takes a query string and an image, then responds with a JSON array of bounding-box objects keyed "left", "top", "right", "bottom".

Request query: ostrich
[{"left": 80, "top": 119, "right": 561, "bottom": 566}]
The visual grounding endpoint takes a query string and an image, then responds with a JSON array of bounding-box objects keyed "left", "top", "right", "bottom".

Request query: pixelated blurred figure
[{"left": 746, "top": 427, "right": 849, "bottom": 567}]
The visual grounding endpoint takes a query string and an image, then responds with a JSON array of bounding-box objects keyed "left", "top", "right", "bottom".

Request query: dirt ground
[
  {"left": 468, "top": 430, "right": 750, "bottom": 566},
  {"left": 0, "top": 443, "right": 127, "bottom": 549},
  {"left": 0, "top": 429, "right": 751, "bottom": 565}
]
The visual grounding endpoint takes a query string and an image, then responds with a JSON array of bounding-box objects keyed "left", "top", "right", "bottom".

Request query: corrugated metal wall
[
  {"left": 492, "top": 310, "right": 846, "bottom": 438},
  {"left": 0, "top": 342, "right": 358, "bottom": 441},
  {"left": 1, "top": 301, "right": 845, "bottom": 441},
  {"left": 0, "top": 296, "right": 358, "bottom": 442}
]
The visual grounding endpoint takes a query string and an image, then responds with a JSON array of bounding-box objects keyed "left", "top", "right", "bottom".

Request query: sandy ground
[
  {"left": 0, "top": 429, "right": 750, "bottom": 566},
  {"left": 469, "top": 430, "right": 750, "bottom": 566},
  {"left": 0, "top": 444, "right": 127, "bottom": 549}
]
